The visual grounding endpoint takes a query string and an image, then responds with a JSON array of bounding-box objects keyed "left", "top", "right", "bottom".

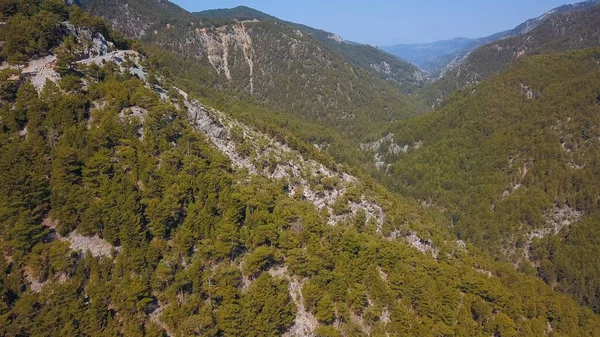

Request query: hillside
[
  {"left": 193, "top": 6, "right": 424, "bottom": 93},
  {"left": 74, "top": 0, "right": 424, "bottom": 144},
  {"left": 419, "top": 3, "right": 600, "bottom": 107},
  {"left": 383, "top": 0, "right": 600, "bottom": 78},
  {"left": 362, "top": 47, "right": 600, "bottom": 313},
  {"left": 3, "top": 2, "right": 600, "bottom": 337}
]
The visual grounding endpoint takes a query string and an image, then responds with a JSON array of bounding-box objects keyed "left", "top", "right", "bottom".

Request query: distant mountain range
[
  {"left": 419, "top": 2, "right": 600, "bottom": 107},
  {"left": 382, "top": 0, "right": 600, "bottom": 77}
]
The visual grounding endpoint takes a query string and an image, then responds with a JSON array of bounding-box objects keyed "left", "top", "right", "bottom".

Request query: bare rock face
[
  {"left": 19, "top": 23, "right": 121, "bottom": 92},
  {"left": 61, "top": 22, "right": 114, "bottom": 58},
  {"left": 523, "top": 204, "right": 583, "bottom": 263},
  {"left": 21, "top": 55, "right": 60, "bottom": 91},
  {"left": 64, "top": 231, "right": 121, "bottom": 258},
  {"left": 388, "top": 230, "right": 439, "bottom": 258},
  {"left": 360, "top": 133, "right": 422, "bottom": 171},
  {"left": 194, "top": 22, "right": 255, "bottom": 92},
  {"left": 42, "top": 218, "right": 121, "bottom": 258}
]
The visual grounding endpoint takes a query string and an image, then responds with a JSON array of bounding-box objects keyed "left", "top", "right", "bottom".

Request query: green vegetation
[
  {"left": 1, "top": 1, "right": 600, "bottom": 336},
  {"left": 191, "top": 6, "right": 424, "bottom": 93},
  {"left": 79, "top": 0, "right": 426, "bottom": 144},
  {"left": 369, "top": 47, "right": 600, "bottom": 313}
]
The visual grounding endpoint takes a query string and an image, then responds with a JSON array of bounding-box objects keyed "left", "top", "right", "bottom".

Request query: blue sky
[{"left": 170, "top": 0, "right": 580, "bottom": 45}]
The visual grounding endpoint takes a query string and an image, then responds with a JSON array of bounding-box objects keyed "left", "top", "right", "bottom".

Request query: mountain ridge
[
  {"left": 73, "top": 0, "right": 426, "bottom": 150},
  {"left": 191, "top": 5, "right": 424, "bottom": 93}
]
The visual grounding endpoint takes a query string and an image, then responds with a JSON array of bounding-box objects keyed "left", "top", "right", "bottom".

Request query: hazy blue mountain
[{"left": 383, "top": 0, "right": 600, "bottom": 77}]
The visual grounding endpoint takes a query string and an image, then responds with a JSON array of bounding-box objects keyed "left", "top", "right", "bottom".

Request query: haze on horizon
[{"left": 170, "top": 0, "right": 581, "bottom": 45}]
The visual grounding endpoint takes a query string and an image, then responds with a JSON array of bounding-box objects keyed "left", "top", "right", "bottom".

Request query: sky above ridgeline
[{"left": 170, "top": 0, "right": 581, "bottom": 45}]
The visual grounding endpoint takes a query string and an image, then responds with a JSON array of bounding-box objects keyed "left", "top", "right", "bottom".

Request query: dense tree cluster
[{"left": 372, "top": 48, "right": 600, "bottom": 313}]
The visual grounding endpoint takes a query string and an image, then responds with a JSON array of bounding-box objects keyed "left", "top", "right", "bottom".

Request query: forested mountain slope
[
  {"left": 72, "top": 0, "right": 424, "bottom": 143},
  {"left": 362, "top": 47, "right": 600, "bottom": 313},
  {"left": 2, "top": 2, "right": 600, "bottom": 337},
  {"left": 420, "top": 3, "right": 600, "bottom": 107},
  {"left": 193, "top": 6, "right": 424, "bottom": 93},
  {"left": 192, "top": 6, "right": 424, "bottom": 92}
]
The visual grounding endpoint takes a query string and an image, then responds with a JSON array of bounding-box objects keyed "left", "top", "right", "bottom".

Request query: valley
[{"left": 1, "top": 0, "right": 600, "bottom": 336}]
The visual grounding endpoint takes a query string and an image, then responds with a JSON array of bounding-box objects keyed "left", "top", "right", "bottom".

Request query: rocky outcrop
[
  {"left": 360, "top": 133, "right": 422, "bottom": 171},
  {"left": 524, "top": 204, "right": 583, "bottom": 262},
  {"left": 61, "top": 22, "right": 114, "bottom": 58},
  {"left": 65, "top": 231, "right": 121, "bottom": 258},
  {"left": 396, "top": 231, "right": 439, "bottom": 258},
  {"left": 184, "top": 98, "right": 386, "bottom": 228},
  {"left": 21, "top": 55, "right": 60, "bottom": 91}
]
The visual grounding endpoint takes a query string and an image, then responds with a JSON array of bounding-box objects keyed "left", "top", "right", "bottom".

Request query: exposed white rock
[
  {"left": 17, "top": 22, "right": 118, "bottom": 92},
  {"left": 21, "top": 55, "right": 60, "bottom": 91},
  {"left": 327, "top": 198, "right": 385, "bottom": 228},
  {"left": 389, "top": 230, "right": 438, "bottom": 258},
  {"left": 119, "top": 106, "right": 148, "bottom": 139},
  {"left": 64, "top": 231, "right": 121, "bottom": 258},
  {"left": 377, "top": 266, "right": 389, "bottom": 282},
  {"left": 194, "top": 22, "right": 255, "bottom": 90},
  {"left": 148, "top": 299, "right": 174, "bottom": 337},
  {"left": 350, "top": 310, "right": 370, "bottom": 335},
  {"left": 521, "top": 83, "right": 536, "bottom": 99},
  {"left": 41, "top": 218, "right": 120, "bottom": 258},
  {"left": 185, "top": 99, "right": 259, "bottom": 174},
  {"left": 120, "top": 106, "right": 148, "bottom": 122},
  {"left": 524, "top": 204, "right": 583, "bottom": 262},
  {"left": 327, "top": 34, "right": 344, "bottom": 44},
  {"left": 370, "top": 61, "right": 392, "bottom": 75},
  {"left": 406, "top": 232, "right": 438, "bottom": 258},
  {"left": 360, "top": 133, "right": 395, "bottom": 152},
  {"left": 0, "top": 61, "right": 17, "bottom": 71},
  {"left": 380, "top": 307, "right": 391, "bottom": 325},
  {"left": 361, "top": 134, "right": 422, "bottom": 170},
  {"left": 77, "top": 50, "right": 146, "bottom": 80},
  {"left": 538, "top": 204, "right": 583, "bottom": 237},
  {"left": 24, "top": 267, "right": 46, "bottom": 293},
  {"left": 61, "top": 22, "right": 114, "bottom": 58},
  {"left": 475, "top": 268, "right": 493, "bottom": 277},
  {"left": 503, "top": 161, "right": 532, "bottom": 198}
]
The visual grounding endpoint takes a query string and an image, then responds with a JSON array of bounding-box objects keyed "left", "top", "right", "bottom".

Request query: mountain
[
  {"left": 4, "top": 2, "right": 600, "bottom": 337},
  {"left": 419, "top": 3, "right": 600, "bottom": 107},
  {"left": 361, "top": 46, "right": 600, "bottom": 313},
  {"left": 193, "top": 6, "right": 424, "bottom": 93},
  {"left": 383, "top": 0, "right": 600, "bottom": 78},
  {"left": 73, "top": 0, "right": 424, "bottom": 148}
]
